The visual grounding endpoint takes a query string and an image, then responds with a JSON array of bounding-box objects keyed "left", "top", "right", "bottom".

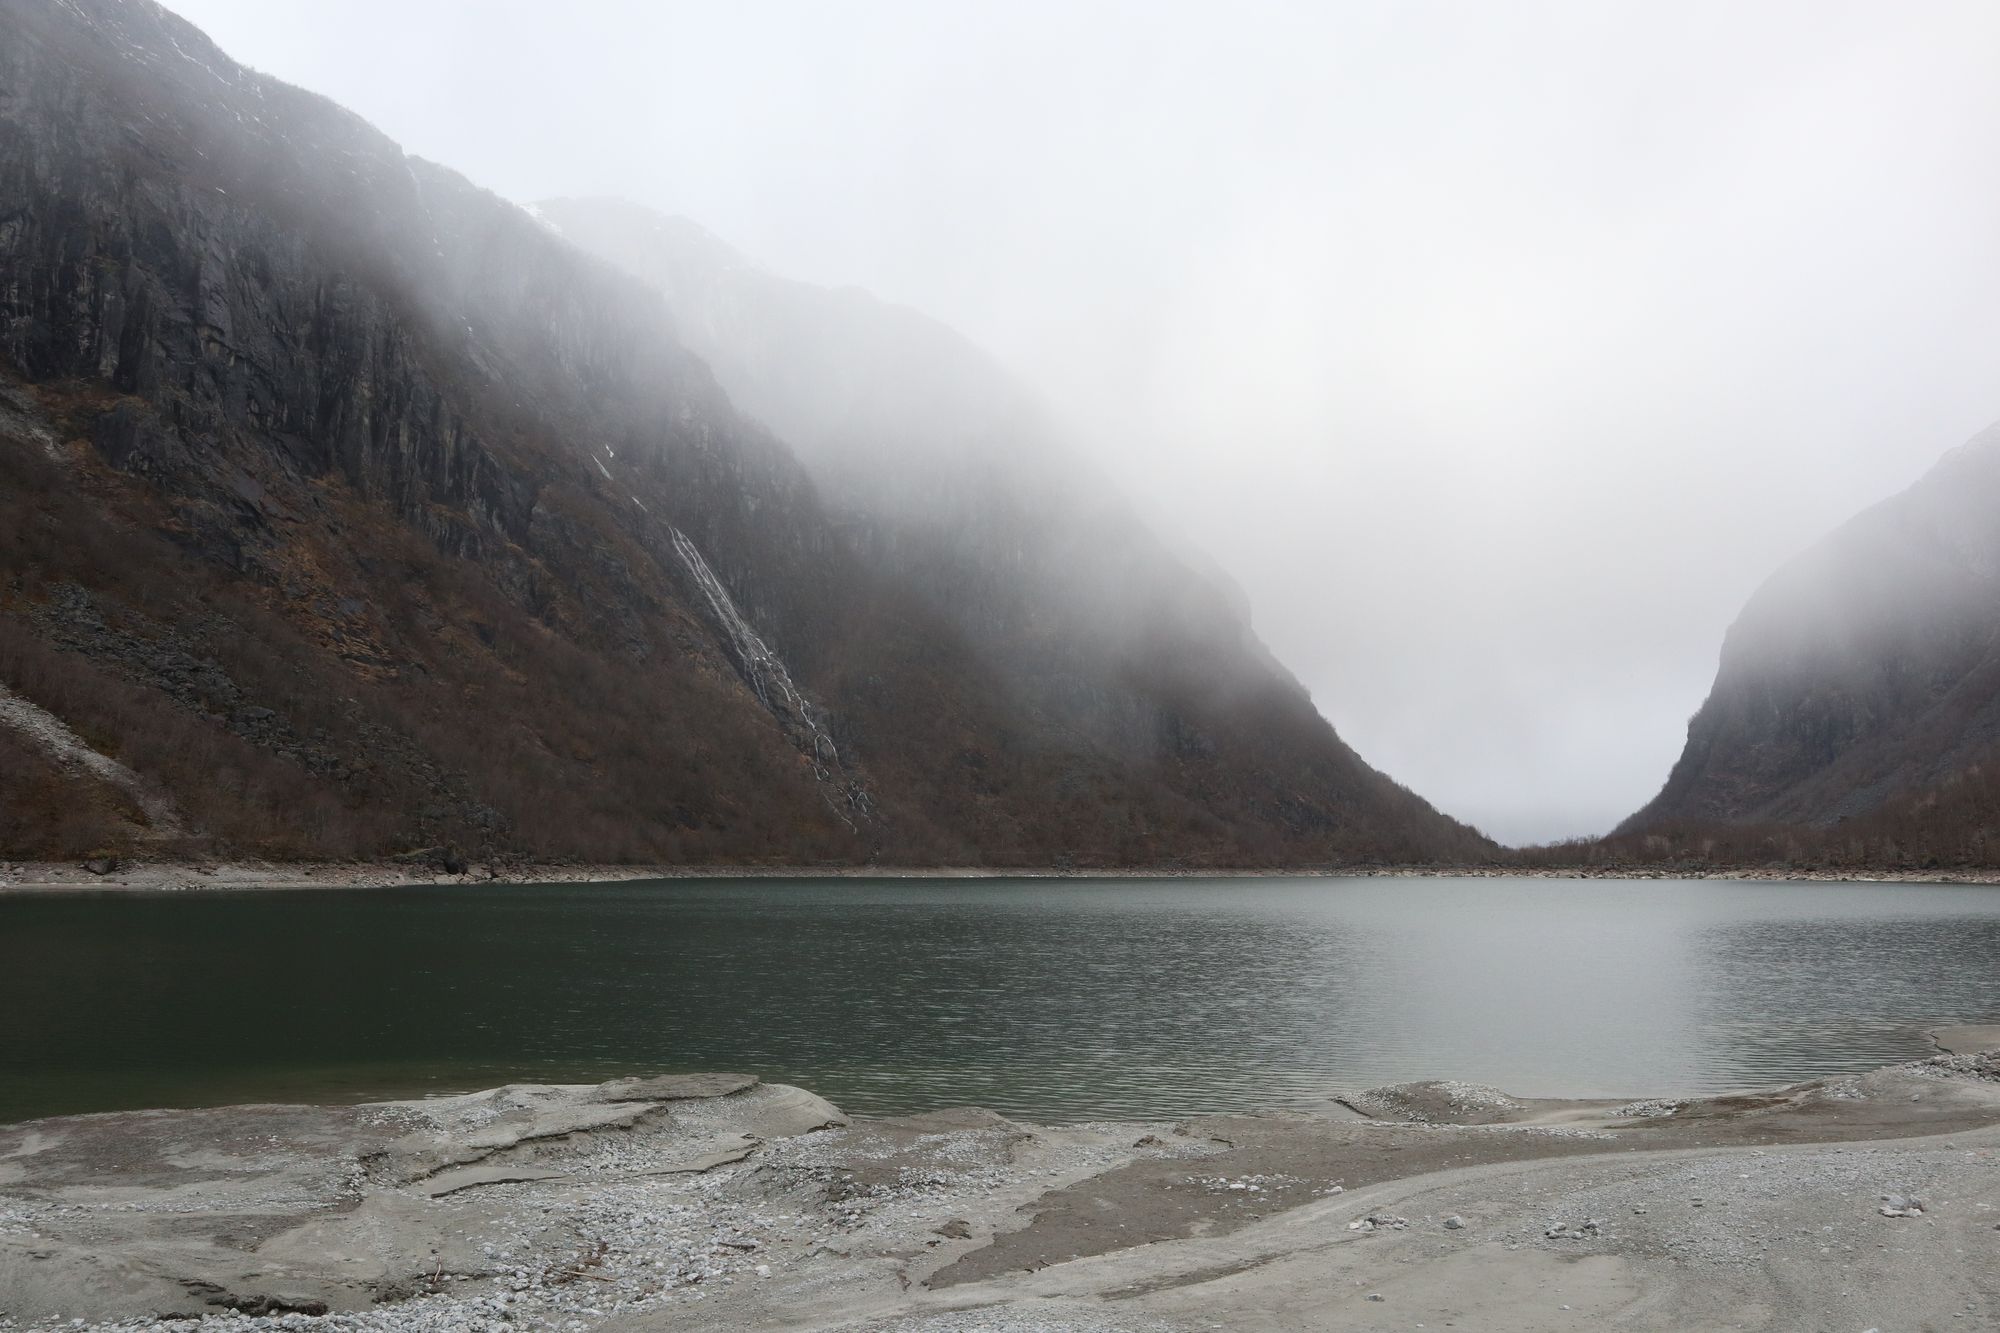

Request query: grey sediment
[{"left": 4, "top": 1034, "right": 1999, "bottom": 1332}]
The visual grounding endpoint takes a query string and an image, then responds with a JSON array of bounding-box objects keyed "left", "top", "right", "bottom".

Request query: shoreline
[
  {"left": 4, "top": 1032, "right": 1999, "bottom": 1331},
  {"left": 4, "top": 857, "right": 1999, "bottom": 894}
]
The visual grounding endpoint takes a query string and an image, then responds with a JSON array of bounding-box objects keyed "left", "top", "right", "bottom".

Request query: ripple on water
[{"left": 3, "top": 876, "right": 1998, "bottom": 1121}]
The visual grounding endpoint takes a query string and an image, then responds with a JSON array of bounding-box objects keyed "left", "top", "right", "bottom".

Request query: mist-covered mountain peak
[
  {"left": 534, "top": 194, "right": 1324, "bottom": 710},
  {"left": 532, "top": 196, "right": 1075, "bottom": 493},
  {"left": 1623, "top": 420, "right": 2000, "bottom": 833},
  {"left": 528, "top": 197, "right": 753, "bottom": 299}
]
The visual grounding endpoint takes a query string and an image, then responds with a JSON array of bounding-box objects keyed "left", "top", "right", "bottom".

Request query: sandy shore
[
  {"left": 4, "top": 857, "right": 1998, "bottom": 894},
  {"left": 2, "top": 1032, "right": 1998, "bottom": 1331}
]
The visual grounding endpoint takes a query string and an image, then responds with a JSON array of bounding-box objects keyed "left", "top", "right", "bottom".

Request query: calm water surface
[{"left": 3, "top": 876, "right": 1998, "bottom": 1123}]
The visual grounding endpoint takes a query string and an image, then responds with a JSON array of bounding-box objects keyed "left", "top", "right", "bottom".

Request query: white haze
[{"left": 169, "top": 0, "right": 2000, "bottom": 844}]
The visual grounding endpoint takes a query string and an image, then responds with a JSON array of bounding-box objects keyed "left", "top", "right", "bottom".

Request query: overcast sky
[{"left": 171, "top": 0, "right": 2000, "bottom": 844}]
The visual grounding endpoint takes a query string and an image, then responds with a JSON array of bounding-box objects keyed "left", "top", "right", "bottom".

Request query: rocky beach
[
  {"left": 3, "top": 1032, "right": 1997, "bottom": 1331},
  {"left": 5, "top": 861, "right": 1999, "bottom": 896}
]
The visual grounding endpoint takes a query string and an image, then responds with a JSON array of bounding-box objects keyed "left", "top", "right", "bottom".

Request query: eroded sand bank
[{"left": 3, "top": 1035, "right": 1998, "bottom": 1331}]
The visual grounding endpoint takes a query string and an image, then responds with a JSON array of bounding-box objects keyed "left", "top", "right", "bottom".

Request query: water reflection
[{"left": 2, "top": 877, "right": 1997, "bottom": 1122}]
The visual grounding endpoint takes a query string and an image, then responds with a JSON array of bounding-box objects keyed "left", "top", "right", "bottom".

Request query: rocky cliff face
[
  {"left": 0, "top": 0, "right": 1487, "bottom": 866},
  {"left": 1622, "top": 425, "right": 2000, "bottom": 833}
]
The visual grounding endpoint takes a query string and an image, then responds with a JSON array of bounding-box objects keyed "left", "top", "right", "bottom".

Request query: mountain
[
  {"left": 1619, "top": 424, "right": 2000, "bottom": 848},
  {"left": 531, "top": 199, "right": 1311, "bottom": 794},
  {"left": 0, "top": 0, "right": 1488, "bottom": 867}
]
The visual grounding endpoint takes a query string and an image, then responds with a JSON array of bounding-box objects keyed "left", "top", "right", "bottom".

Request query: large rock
[
  {"left": 0, "top": 1074, "right": 840, "bottom": 1322},
  {"left": 593, "top": 1071, "right": 759, "bottom": 1102}
]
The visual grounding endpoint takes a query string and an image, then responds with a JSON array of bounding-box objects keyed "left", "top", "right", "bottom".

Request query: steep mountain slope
[
  {"left": 0, "top": 0, "right": 882, "bottom": 863},
  {"left": 1622, "top": 424, "right": 2000, "bottom": 834},
  {"left": 0, "top": 0, "right": 1487, "bottom": 867},
  {"left": 535, "top": 198, "right": 1485, "bottom": 861},
  {"left": 533, "top": 199, "right": 1280, "bottom": 715}
]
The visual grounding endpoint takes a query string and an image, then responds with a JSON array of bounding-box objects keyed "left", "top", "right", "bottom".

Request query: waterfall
[{"left": 668, "top": 528, "right": 867, "bottom": 820}]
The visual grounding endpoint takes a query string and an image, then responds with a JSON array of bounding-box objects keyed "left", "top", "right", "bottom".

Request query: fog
[{"left": 169, "top": 0, "right": 2000, "bottom": 844}]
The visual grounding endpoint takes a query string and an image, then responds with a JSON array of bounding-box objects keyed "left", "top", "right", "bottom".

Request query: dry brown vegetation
[
  {"left": 0, "top": 725, "right": 140, "bottom": 858},
  {"left": 0, "top": 398, "right": 853, "bottom": 865}
]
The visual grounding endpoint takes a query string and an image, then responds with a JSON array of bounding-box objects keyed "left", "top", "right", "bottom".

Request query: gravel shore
[
  {"left": 3, "top": 1037, "right": 1998, "bottom": 1331},
  {"left": 4, "top": 859, "right": 1997, "bottom": 894}
]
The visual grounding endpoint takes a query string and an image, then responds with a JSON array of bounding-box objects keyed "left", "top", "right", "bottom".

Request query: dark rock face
[
  {"left": 1623, "top": 426, "right": 2000, "bottom": 832},
  {"left": 0, "top": 0, "right": 817, "bottom": 611},
  {"left": 0, "top": 0, "right": 1486, "bottom": 866},
  {"left": 0, "top": 0, "right": 863, "bottom": 862}
]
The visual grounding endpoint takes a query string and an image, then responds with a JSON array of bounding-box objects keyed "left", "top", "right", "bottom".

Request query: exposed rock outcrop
[{"left": 6, "top": 1052, "right": 2000, "bottom": 1329}]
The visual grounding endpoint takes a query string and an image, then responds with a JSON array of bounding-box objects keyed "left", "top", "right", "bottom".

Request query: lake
[{"left": 3, "top": 876, "right": 1997, "bottom": 1124}]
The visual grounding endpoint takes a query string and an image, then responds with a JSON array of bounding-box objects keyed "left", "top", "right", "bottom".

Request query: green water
[{"left": 3, "top": 876, "right": 1998, "bottom": 1123}]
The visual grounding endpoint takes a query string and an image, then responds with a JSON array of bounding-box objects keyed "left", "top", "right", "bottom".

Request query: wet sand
[{"left": 2, "top": 1035, "right": 1997, "bottom": 1331}]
